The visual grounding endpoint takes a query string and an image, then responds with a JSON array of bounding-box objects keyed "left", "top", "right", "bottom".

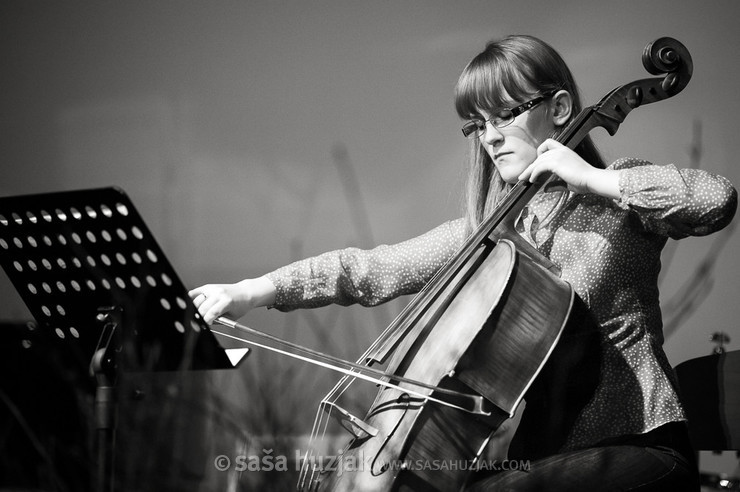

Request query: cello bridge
[{"left": 322, "top": 401, "right": 379, "bottom": 439}]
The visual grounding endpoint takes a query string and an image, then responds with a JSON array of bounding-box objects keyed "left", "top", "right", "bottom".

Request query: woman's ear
[{"left": 551, "top": 90, "right": 573, "bottom": 127}]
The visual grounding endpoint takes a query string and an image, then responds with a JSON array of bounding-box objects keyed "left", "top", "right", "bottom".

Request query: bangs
[{"left": 454, "top": 50, "right": 536, "bottom": 119}]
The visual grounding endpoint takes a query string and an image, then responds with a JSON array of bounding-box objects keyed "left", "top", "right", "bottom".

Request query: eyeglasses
[{"left": 461, "top": 91, "right": 556, "bottom": 139}]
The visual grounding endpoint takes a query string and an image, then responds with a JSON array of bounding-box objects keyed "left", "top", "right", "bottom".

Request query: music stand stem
[{"left": 90, "top": 307, "right": 120, "bottom": 492}]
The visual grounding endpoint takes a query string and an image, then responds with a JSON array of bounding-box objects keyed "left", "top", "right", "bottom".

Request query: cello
[{"left": 215, "top": 37, "right": 693, "bottom": 491}]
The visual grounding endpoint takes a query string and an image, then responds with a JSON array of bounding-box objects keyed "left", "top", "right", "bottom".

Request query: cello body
[{"left": 311, "top": 239, "right": 601, "bottom": 491}]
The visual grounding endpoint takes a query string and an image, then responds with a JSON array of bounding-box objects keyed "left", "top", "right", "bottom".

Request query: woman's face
[{"left": 477, "top": 96, "right": 555, "bottom": 184}]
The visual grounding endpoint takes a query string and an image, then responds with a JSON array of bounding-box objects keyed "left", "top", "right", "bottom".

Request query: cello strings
[
  {"left": 356, "top": 178, "right": 535, "bottom": 370},
  {"left": 300, "top": 181, "right": 534, "bottom": 489},
  {"left": 297, "top": 183, "right": 532, "bottom": 489},
  {"left": 299, "top": 401, "right": 327, "bottom": 489},
  {"left": 303, "top": 393, "right": 328, "bottom": 484},
  {"left": 298, "top": 181, "right": 535, "bottom": 487}
]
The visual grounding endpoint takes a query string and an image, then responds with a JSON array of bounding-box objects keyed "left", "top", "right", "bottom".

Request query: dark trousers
[{"left": 469, "top": 422, "right": 699, "bottom": 491}]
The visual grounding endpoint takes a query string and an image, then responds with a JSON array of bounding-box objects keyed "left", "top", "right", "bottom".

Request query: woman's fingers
[
  {"left": 519, "top": 159, "right": 552, "bottom": 184},
  {"left": 188, "top": 285, "right": 227, "bottom": 324},
  {"left": 188, "top": 280, "right": 264, "bottom": 324},
  {"left": 192, "top": 291, "right": 208, "bottom": 308},
  {"left": 520, "top": 139, "right": 594, "bottom": 193},
  {"left": 202, "top": 299, "right": 225, "bottom": 324},
  {"left": 519, "top": 139, "right": 560, "bottom": 183},
  {"left": 188, "top": 287, "right": 206, "bottom": 302}
]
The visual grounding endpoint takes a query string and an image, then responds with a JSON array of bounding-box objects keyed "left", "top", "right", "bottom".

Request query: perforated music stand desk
[
  {"left": 0, "top": 186, "right": 248, "bottom": 371},
  {"left": 0, "top": 186, "right": 248, "bottom": 491}
]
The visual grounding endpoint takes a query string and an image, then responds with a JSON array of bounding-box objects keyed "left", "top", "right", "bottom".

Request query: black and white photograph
[{"left": 1, "top": 2, "right": 739, "bottom": 491}]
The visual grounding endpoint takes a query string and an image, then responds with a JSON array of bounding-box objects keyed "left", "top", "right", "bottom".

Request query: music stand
[{"left": 0, "top": 187, "right": 248, "bottom": 492}]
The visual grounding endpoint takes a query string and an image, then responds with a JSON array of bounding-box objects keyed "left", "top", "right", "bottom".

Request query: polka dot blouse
[{"left": 266, "top": 158, "right": 737, "bottom": 450}]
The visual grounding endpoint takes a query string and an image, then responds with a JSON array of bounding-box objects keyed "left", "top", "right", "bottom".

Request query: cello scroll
[{"left": 559, "top": 37, "right": 693, "bottom": 164}]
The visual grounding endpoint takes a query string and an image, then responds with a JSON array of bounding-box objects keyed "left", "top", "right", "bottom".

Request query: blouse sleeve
[
  {"left": 614, "top": 157, "right": 737, "bottom": 239},
  {"left": 265, "top": 219, "right": 466, "bottom": 311}
]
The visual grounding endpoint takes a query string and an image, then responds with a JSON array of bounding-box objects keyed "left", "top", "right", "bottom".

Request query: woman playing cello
[{"left": 190, "top": 35, "right": 736, "bottom": 490}]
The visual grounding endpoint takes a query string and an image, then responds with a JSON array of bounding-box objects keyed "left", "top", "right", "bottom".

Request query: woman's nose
[{"left": 481, "top": 122, "right": 504, "bottom": 146}]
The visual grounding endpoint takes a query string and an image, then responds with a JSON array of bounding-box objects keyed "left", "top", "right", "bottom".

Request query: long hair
[{"left": 454, "top": 35, "right": 606, "bottom": 234}]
